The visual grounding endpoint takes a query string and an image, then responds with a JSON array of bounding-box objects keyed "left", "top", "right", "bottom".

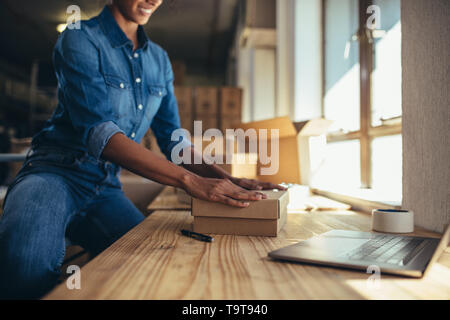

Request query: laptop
[{"left": 268, "top": 224, "right": 450, "bottom": 278}]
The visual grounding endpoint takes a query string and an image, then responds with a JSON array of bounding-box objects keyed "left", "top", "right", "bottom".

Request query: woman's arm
[{"left": 102, "top": 133, "right": 267, "bottom": 207}]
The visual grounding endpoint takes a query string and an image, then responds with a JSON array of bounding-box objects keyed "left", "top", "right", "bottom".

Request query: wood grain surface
[
  {"left": 147, "top": 187, "right": 191, "bottom": 211},
  {"left": 45, "top": 209, "right": 450, "bottom": 300},
  {"left": 147, "top": 186, "right": 352, "bottom": 213}
]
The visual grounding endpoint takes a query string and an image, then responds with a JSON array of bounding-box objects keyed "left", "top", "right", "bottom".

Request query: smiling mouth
[{"left": 138, "top": 7, "right": 153, "bottom": 15}]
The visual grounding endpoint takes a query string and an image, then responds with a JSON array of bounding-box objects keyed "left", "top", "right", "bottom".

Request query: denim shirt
[{"left": 33, "top": 6, "right": 190, "bottom": 163}]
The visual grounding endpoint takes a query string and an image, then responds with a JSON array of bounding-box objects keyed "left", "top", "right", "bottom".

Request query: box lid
[
  {"left": 293, "top": 118, "right": 333, "bottom": 136},
  {"left": 192, "top": 190, "right": 289, "bottom": 220},
  {"left": 236, "top": 116, "right": 297, "bottom": 139},
  {"left": 236, "top": 116, "right": 332, "bottom": 139}
]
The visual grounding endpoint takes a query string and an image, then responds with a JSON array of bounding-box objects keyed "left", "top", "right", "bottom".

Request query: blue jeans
[{"left": 0, "top": 147, "right": 145, "bottom": 299}]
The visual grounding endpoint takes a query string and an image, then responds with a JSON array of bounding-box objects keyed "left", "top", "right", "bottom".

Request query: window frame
[{"left": 322, "top": 0, "right": 402, "bottom": 190}]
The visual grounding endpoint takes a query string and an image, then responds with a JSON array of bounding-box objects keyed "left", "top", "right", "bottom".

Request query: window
[{"left": 314, "top": 0, "right": 402, "bottom": 203}]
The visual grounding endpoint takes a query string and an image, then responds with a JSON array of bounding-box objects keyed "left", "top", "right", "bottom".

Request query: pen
[{"left": 181, "top": 229, "right": 214, "bottom": 242}]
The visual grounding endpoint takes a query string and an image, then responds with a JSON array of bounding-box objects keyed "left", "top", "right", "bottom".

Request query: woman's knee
[
  {"left": 0, "top": 173, "right": 75, "bottom": 299},
  {"left": 0, "top": 235, "right": 65, "bottom": 299}
]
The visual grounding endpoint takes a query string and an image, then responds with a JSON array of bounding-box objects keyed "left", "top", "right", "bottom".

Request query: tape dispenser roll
[{"left": 371, "top": 209, "right": 414, "bottom": 233}]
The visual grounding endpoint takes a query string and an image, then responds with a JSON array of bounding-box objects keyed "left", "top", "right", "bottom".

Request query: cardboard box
[
  {"left": 194, "top": 87, "right": 218, "bottom": 116},
  {"left": 220, "top": 115, "right": 241, "bottom": 132},
  {"left": 237, "top": 117, "right": 332, "bottom": 185},
  {"left": 195, "top": 115, "right": 219, "bottom": 131},
  {"left": 174, "top": 86, "right": 193, "bottom": 115},
  {"left": 219, "top": 87, "right": 242, "bottom": 117},
  {"left": 217, "top": 153, "right": 258, "bottom": 179},
  {"left": 179, "top": 113, "right": 193, "bottom": 132},
  {"left": 192, "top": 190, "right": 289, "bottom": 236}
]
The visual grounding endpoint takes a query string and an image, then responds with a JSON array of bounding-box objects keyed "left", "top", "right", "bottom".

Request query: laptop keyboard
[{"left": 344, "top": 235, "right": 426, "bottom": 266}]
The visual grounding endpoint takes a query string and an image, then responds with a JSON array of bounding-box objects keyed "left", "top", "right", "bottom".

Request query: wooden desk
[
  {"left": 146, "top": 186, "right": 352, "bottom": 213},
  {"left": 45, "top": 208, "right": 450, "bottom": 300},
  {"left": 147, "top": 186, "right": 190, "bottom": 211}
]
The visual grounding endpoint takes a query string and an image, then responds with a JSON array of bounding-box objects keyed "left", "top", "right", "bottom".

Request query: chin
[{"left": 136, "top": 16, "right": 151, "bottom": 25}]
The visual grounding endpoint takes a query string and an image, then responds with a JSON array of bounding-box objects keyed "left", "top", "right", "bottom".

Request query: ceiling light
[{"left": 57, "top": 23, "right": 67, "bottom": 33}]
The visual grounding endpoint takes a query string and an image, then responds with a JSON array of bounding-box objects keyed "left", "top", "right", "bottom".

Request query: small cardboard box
[
  {"left": 219, "top": 87, "right": 242, "bottom": 117},
  {"left": 192, "top": 190, "right": 289, "bottom": 236},
  {"left": 194, "top": 87, "right": 218, "bottom": 116},
  {"left": 237, "top": 117, "right": 332, "bottom": 185}
]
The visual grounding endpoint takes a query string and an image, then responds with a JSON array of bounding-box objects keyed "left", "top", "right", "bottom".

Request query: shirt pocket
[
  {"left": 104, "top": 74, "right": 133, "bottom": 119},
  {"left": 145, "top": 85, "right": 167, "bottom": 121}
]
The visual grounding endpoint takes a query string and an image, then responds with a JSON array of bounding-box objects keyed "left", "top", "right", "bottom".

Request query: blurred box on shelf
[
  {"left": 237, "top": 117, "right": 332, "bottom": 185},
  {"left": 219, "top": 87, "right": 242, "bottom": 118},
  {"left": 195, "top": 116, "right": 218, "bottom": 131},
  {"left": 179, "top": 113, "right": 193, "bottom": 132},
  {"left": 220, "top": 116, "right": 241, "bottom": 132},
  {"left": 194, "top": 87, "right": 218, "bottom": 116},
  {"left": 192, "top": 189, "right": 289, "bottom": 237},
  {"left": 174, "top": 86, "right": 193, "bottom": 115}
]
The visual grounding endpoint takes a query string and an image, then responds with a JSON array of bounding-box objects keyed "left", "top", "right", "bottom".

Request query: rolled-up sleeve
[
  {"left": 150, "top": 51, "right": 192, "bottom": 161},
  {"left": 53, "top": 29, "right": 124, "bottom": 159}
]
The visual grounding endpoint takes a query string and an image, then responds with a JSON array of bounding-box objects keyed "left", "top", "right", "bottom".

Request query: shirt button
[
  {"left": 136, "top": 78, "right": 141, "bottom": 83},
  {"left": 134, "top": 53, "right": 139, "bottom": 58},
  {"left": 158, "top": 91, "right": 162, "bottom": 96},
  {"left": 120, "top": 83, "right": 125, "bottom": 89},
  {"left": 138, "top": 104, "right": 143, "bottom": 110},
  {"left": 131, "top": 132, "right": 136, "bottom": 138}
]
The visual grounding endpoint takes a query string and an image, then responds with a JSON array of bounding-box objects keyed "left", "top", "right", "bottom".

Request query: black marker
[{"left": 181, "top": 229, "right": 214, "bottom": 242}]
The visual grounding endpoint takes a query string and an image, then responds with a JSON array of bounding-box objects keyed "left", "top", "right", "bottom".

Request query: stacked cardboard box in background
[
  {"left": 219, "top": 87, "right": 242, "bottom": 132},
  {"left": 147, "top": 85, "right": 256, "bottom": 179},
  {"left": 174, "top": 86, "right": 193, "bottom": 132},
  {"left": 173, "top": 86, "right": 243, "bottom": 135},
  {"left": 193, "top": 87, "right": 219, "bottom": 131}
]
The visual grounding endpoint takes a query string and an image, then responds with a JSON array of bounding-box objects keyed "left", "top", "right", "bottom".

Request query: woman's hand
[
  {"left": 228, "top": 177, "right": 287, "bottom": 191},
  {"left": 181, "top": 175, "right": 268, "bottom": 208}
]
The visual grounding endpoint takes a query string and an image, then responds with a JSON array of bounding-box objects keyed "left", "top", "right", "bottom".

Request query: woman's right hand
[{"left": 181, "top": 174, "right": 267, "bottom": 208}]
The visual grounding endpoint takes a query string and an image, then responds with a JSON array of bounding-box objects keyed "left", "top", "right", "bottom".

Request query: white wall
[
  {"left": 294, "top": 0, "right": 322, "bottom": 121},
  {"left": 275, "top": 0, "right": 293, "bottom": 118},
  {"left": 251, "top": 49, "right": 276, "bottom": 121},
  {"left": 237, "top": 47, "right": 252, "bottom": 123},
  {"left": 237, "top": 48, "right": 276, "bottom": 122},
  {"left": 276, "top": 0, "right": 322, "bottom": 121},
  {"left": 402, "top": 0, "right": 450, "bottom": 233}
]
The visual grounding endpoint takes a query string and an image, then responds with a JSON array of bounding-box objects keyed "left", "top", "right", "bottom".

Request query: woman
[{"left": 0, "top": 0, "right": 283, "bottom": 299}]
